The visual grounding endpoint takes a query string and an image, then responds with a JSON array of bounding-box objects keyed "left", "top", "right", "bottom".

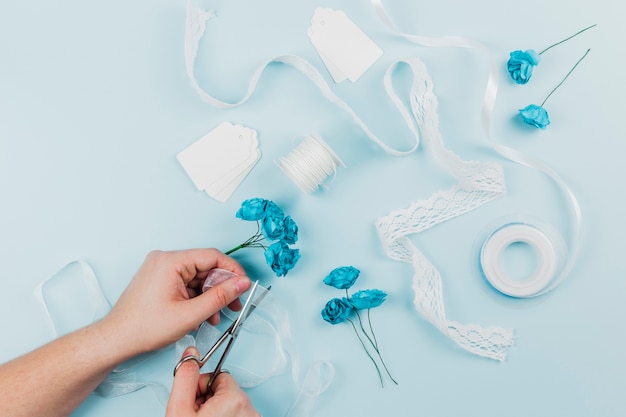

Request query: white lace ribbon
[{"left": 375, "top": 59, "right": 513, "bottom": 361}]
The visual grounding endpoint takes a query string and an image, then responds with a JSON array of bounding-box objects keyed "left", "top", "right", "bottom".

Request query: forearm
[{"left": 0, "top": 319, "right": 131, "bottom": 417}]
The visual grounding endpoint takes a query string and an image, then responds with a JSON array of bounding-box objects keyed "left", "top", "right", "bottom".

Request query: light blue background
[{"left": 1, "top": 0, "right": 624, "bottom": 416}]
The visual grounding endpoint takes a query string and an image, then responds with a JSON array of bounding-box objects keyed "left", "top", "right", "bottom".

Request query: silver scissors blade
[{"left": 173, "top": 280, "right": 270, "bottom": 377}]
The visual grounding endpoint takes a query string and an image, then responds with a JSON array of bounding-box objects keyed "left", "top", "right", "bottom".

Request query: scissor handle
[{"left": 173, "top": 354, "right": 201, "bottom": 376}]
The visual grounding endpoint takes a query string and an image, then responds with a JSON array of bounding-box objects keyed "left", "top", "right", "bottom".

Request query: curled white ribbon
[{"left": 185, "top": 0, "right": 420, "bottom": 157}]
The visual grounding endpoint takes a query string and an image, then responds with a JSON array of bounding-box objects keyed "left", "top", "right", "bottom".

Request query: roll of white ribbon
[
  {"left": 479, "top": 221, "right": 567, "bottom": 298},
  {"left": 277, "top": 135, "right": 344, "bottom": 194}
]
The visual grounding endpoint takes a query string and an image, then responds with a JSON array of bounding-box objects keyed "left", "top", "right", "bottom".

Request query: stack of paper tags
[
  {"left": 308, "top": 8, "right": 383, "bottom": 83},
  {"left": 177, "top": 122, "right": 260, "bottom": 202}
]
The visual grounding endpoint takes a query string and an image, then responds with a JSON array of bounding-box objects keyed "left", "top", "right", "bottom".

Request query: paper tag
[
  {"left": 177, "top": 122, "right": 260, "bottom": 202},
  {"left": 308, "top": 8, "right": 383, "bottom": 83}
]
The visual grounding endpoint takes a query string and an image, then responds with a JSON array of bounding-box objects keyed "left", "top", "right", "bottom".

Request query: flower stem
[
  {"left": 539, "top": 24, "right": 596, "bottom": 55},
  {"left": 347, "top": 318, "right": 383, "bottom": 387},
  {"left": 224, "top": 245, "right": 243, "bottom": 255},
  {"left": 366, "top": 309, "right": 398, "bottom": 385},
  {"left": 541, "top": 48, "right": 590, "bottom": 106}
]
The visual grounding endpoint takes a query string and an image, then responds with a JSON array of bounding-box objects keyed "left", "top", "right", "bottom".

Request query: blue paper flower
[
  {"left": 321, "top": 297, "right": 353, "bottom": 325},
  {"left": 281, "top": 216, "right": 298, "bottom": 244},
  {"left": 507, "top": 49, "right": 541, "bottom": 85},
  {"left": 235, "top": 197, "right": 268, "bottom": 221},
  {"left": 261, "top": 202, "right": 285, "bottom": 241},
  {"left": 323, "top": 266, "right": 360, "bottom": 290},
  {"left": 321, "top": 266, "right": 397, "bottom": 387},
  {"left": 519, "top": 104, "right": 550, "bottom": 129},
  {"left": 349, "top": 289, "right": 387, "bottom": 310},
  {"left": 506, "top": 24, "right": 595, "bottom": 84},
  {"left": 264, "top": 240, "right": 300, "bottom": 277},
  {"left": 227, "top": 198, "right": 300, "bottom": 277}
]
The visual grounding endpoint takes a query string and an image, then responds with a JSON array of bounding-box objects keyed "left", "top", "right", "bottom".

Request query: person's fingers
[
  {"left": 167, "top": 347, "right": 201, "bottom": 412},
  {"left": 186, "top": 274, "right": 251, "bottom": 321},
  {"left": 197, "top": 371, "right": 237, "bottom": 396},
  {"left": 207, "top": 312, "right": 220, "bottom": 326},
  {"left": 170, "top": 249, "right": 247, "bottom": 283}
]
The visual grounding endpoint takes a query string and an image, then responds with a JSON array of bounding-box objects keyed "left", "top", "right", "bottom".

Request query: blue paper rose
[
  {"left": 227, "top": 198, "right": 300, "bottom": 277},
  {"left": 323, "top": 266, "right": 360, "bottom": 290},
  {"left": 519, "top": 104, "right": 550, "bottom": 129},
  {"left": 261, "top": 201, "right": 285, "bottom": 241},
  {"left": 264, "top": 240, "right": 301, "bottom": 277},
  {"left": 507, "top": 50, "right": 541, "bottom": 84},
  {"left": 320, "top": 267, "right": 397, "bottom": 386},
  {"left": 235, "top": 198, "right": 268, "bottom": 221},
  {"left": 349, "top": 289, "right": 387, "bottom": 310},
  {"left": 281, "top": 215, "right": 298, "bottom": 244},
  {"left": 321, "top": 297, "right": 353, "bottom": 325}
]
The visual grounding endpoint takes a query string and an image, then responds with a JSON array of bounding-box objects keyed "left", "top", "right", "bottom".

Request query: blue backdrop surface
[{"left": 1, "top": 1, "right": 624, "bottom": 416}]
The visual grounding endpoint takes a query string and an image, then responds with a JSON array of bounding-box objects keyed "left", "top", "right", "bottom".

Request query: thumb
[
  {"left": 187, "top": 275, "right": 251, "bottom": 321},
  {"left": 168, "top": 347, "right": 201, "bottom": 412}
]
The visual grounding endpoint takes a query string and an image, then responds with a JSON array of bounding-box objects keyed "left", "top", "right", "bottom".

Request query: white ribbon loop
[{"left": 184, "top": 0, "right": 420, "bottom": 157}]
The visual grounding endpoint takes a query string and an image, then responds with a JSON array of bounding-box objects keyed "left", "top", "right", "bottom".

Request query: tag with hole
[
  {"left": 177, "top": 122, "right": 260, "bottom": 202},
  {"left": 308, "top": 8, "right": 383, "bottom": 83}
]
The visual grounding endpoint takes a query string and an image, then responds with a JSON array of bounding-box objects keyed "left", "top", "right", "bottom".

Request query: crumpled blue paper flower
[
  {"left": 229, "top": 198, "right": 300, "bottom": 277},
  {"left": 349, "top": 289, "right": 387, "bottom": 310},
  {"left": 519, "top": 104, "right": 551, "bottom": 129},
  {"left": 320, "top": 266, "right": 397, "bottom": 386},
  {"left": 507, "top": 50, "right": 541, "bottom": 84},
  {"left": 235, "top": 197, "right": 268, "bottom": 221},
  {"left": 281, "top": 216, "right": 298, "bottom": 244},
  {"left": 321, "top": 297, "right": 353, "bottom": 325},
  {"left": 264, "top": 240, "right": 300, "bottom": 277},
  {"left": 261, "top": 201, "right": 285, "bottom": 240},
  {"left": 323, "top": 266, "right": 360, "bottom": 290}
]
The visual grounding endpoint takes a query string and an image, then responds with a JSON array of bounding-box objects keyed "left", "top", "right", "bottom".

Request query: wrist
[{"left": 94, "top": 315, "right": 143, "bottom": 364}]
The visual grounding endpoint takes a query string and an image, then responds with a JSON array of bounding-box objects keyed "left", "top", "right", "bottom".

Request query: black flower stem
[
  {"left": 539, "top": 24, "right": 596, "bottom": 55},
  {"left": 347, "top": 318, "right": 383, "bottom": 388},
  {"left": 366, "top": 309, "right": 398, "bottom": 386},
  {"left": 541, "top": 48, "right": 590, "bottom": 107}
]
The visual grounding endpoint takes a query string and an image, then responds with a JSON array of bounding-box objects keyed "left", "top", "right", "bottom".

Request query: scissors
[{"left": 173, "top": 280, "right": 269, "bottom": 392}]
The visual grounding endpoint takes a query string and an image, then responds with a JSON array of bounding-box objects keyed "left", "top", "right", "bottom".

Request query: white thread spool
[
  {"left": 277, "top": 135, "right": 344, "bottom": 194},
  {"left": 478, "top": 220, "right": 568, "bottom": 298}
]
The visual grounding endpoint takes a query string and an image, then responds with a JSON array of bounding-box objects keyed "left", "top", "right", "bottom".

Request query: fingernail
[
  {"left": 234, "top": 276, "right": 251, "bottom": 292},
  {"left": 184, "top": 346, "right": 199, "bottom": 357}
]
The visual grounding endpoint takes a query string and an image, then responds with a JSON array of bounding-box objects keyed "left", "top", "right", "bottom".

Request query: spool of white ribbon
[
  {"left": 479, "top": 222, "right": 567, "bottom": 298},
  {"left": 277, "top": 135, "right": 344, "bottom": 194}
]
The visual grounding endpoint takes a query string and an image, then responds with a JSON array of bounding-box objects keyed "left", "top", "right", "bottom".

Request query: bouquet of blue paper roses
[
  {"left": 321, "top": 266, "right": 397, "bottom": 387},
  {"left": 226, "top": 198, "right": 300, "bottom": 277}
]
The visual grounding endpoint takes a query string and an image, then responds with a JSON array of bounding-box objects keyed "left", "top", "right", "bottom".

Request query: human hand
[
  {"left": 102, "top": 249, "right": 251, "bottom": 358},
  {"left": 166, "top": 347, "right": 261, "bottom": 417}
]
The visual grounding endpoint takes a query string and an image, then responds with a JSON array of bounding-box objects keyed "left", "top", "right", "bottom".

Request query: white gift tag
[
  {"left": 177, "top": 122, "right": 260, "bottom": 202},
  {"left": 308, "top": 8, "right": 383, "bottom": 83}
]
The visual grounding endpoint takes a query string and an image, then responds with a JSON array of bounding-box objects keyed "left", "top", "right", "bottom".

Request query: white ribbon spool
[
  {"left": 479, "top": 221, "right": 568, "bottom": 298},
  {"left": 277, "top": 135, "right": 344, "bottom": 194}
]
